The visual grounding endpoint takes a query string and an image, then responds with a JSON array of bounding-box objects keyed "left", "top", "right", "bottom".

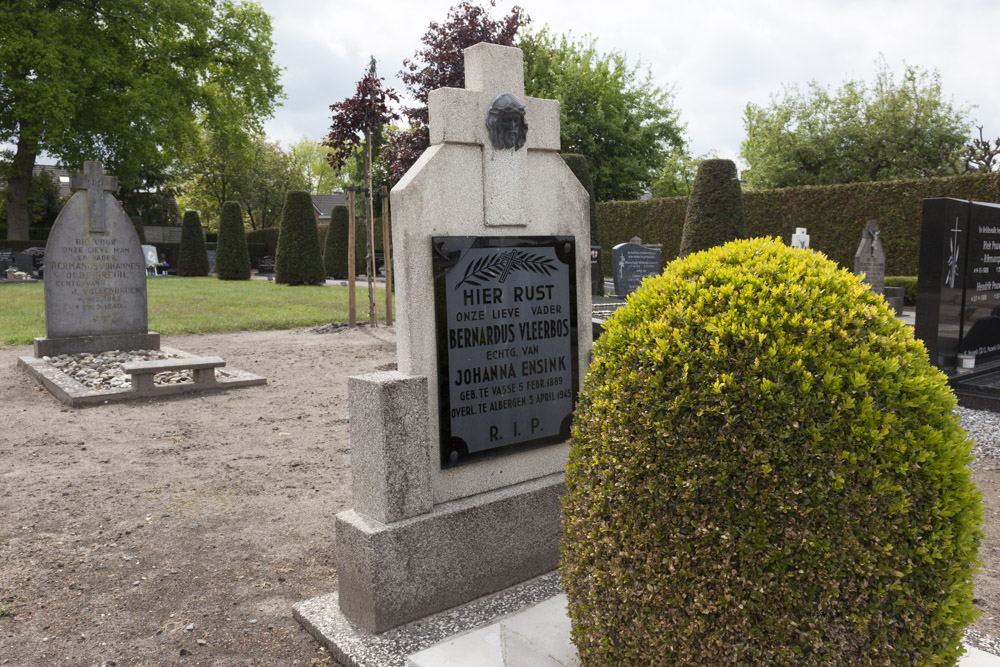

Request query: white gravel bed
[
  {"left": 958, "top": 406, "right": 1000, "bottom": 462},
  {"left": 42, "top": 349, "right": 193, "bottom": 391}
]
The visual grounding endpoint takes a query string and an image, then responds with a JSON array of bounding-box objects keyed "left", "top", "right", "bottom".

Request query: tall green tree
[
  {"left": 288, "top": 136, "right": 346, "bottom": 194},
  {"left": 0, "top": 0, "right": 283, "bottom": 240},
  {"left": 178, "top": 133, "right": 308, "bottom": 231},
  {"left": 741, "top": 59, "right": 971, "bottom": 189},
  {"left": 651, "top": 149, "right": 718, "bottom": 198},
  {"left": 521, "top": 29, "right": 686, "bottom": 201}
]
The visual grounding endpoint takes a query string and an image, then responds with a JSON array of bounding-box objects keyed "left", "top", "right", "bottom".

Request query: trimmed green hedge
[
  {"left": 246, "top": 227, "right": 280, "bottom": 256},
  {"left": 885, "top": 276, "right": 918, "bottom": 305},
  {"left": 597, "top": 172, "right": 1000, "bottom": 277}
]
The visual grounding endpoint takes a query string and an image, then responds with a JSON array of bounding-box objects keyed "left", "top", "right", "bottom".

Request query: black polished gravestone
[
  {"left": 612, "top": 240, "right": 661, "bottom": 298},
  {"left": 432, "top": 236, "right": 579, "bottom": 468},
  {"left": 916, "top": 198, "right": 1000, "bottom": 370},
  {"left": 257, "top": 255, "right": 275, "bottom": 274}
]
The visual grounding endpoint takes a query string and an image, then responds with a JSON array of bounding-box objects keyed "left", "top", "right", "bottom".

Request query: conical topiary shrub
[
  {"left": 562, "top": 237, "right": 982, "bottom": 665},
  {"left": 324, "top": 204, "right": 349, "bottom": 279},
  {"left": 214, "top": 201, "right": 251, "bottom": 280},
  {"left": 177, "top": 210, "right": 210, "bottom": 277},
  {"left": 275, "top": 190, "right": 325, "bottom": 285},
  {"left": 679, "top": 158, "right": 746, "bottom": 257}
]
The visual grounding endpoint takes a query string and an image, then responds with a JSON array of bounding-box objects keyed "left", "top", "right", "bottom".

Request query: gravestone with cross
[
  {"left": 301, "top": 43, "right": 591, "bottom": 643},
  {"left": 854, "top": 219, "right": 886, "bottom": 295},
  {"left": 35, "top": 161, "right": 159, "bottom": 357},
  {"left": 917, "top": 198, "right": 1000, "bottom": 370}
]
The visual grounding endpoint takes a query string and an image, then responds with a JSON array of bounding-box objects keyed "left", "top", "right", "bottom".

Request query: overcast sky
[{"left": 261, "top": 0, "right": 998, "bottom": 169}]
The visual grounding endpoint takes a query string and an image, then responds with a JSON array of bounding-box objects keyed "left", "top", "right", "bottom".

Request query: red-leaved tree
[
  {"left": 325, "top": 57, "right": 400, "bottom": 325},
  {"left": 382, "top": 1, "right": 528, "bottom": 183}
]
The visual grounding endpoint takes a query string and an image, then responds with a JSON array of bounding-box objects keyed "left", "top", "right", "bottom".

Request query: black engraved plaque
[{"left": 432, "top": 236, "right": 579, "bottom": 468}]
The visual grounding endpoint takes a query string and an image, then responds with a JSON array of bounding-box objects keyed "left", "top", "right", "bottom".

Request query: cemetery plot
[{"left": 432, "top": 236, "right": 579, "bottom": 467}]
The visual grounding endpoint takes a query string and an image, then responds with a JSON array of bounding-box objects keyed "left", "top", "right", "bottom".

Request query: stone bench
[{"left": 121, "top": 356, "right": 225, "bottom": 394}]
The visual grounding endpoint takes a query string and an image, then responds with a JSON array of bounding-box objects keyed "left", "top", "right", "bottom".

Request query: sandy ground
[{"left": 0, "top": 325, "right": 998, "bottom": 666}]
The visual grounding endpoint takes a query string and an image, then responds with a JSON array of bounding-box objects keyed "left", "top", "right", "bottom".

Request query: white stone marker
[
  {"left": 328, "top": 42, "right": 591, "bottom": 636},
  {"left": 791, "top": 227, "right": 810, "bottom": 249}
]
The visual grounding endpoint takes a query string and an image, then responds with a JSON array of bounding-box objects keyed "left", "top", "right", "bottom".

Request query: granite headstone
[
  {"left": 854, "top": 219, "right": 886, "bottom": 295},
  {"left": 917, "top": 198, "right": 1000, "bottom": 370},
  {"left": 35, "top": 161, "right": 159, "bottom": 356},
  {"left": 612, "top": 237, "right": 662, "bottom": 297}
]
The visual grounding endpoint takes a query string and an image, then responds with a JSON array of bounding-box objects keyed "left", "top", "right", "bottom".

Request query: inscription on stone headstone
[
  {"left": 258, "top": 256, "right": 275, "bottom": 274},
  {"left": 433, "top": 236, "right": 578, "bottom": 467},
  {"left": 612, "top": 238, "right": 661, "bottom": 298},
  {"left": 854, "top": 219, "right": 885, "bottom": 295},
  {"left": 917, "top": 198, "right": 1000, "bottom": 369},
  {"left": 41, "top": 162, "right": 152, "bottom": 351}
]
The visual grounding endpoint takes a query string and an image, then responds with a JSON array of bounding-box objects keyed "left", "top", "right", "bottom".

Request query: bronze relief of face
[{"left": 487, "top": 94, "right": 528, "bottom": 150}]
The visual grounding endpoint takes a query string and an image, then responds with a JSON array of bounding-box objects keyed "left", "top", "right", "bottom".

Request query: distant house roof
[
  {"left": 33, "top": 164, "right": 73, "bottom": 198},
  {"left": 312, "top": 193, "right": 347, "bottom": 220}
]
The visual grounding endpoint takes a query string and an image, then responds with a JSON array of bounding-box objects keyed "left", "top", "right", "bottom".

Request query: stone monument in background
[
  {"left": 294, "top": 42, "right": 591, "bottom": 662},
  {"left": 612, "top": 236, "right": 662, "bottom": 298},
  {"left": 854, "top": 219, "right": 886, "bottom": 295},
  {"left": 791, "top": 227, "right": 810, "bottom": 249},
  {"left": 35, "top": 161, "right": 159, "bottom": 357}
]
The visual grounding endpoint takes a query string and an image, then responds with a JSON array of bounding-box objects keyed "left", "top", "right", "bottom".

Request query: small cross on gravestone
[{"left": 68, "top": 161, "right": 119, "bottom": 235}]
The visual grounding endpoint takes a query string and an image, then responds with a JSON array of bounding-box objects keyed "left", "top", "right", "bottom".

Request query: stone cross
[
  {"left": 69, "top": 161, "right": 118, "bottom": 235},
  {"left": 427, "top": 43, "right": 561, "bottom": 227}
]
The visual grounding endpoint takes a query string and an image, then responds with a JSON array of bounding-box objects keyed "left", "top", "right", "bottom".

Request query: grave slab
[{"left": 18, "top": 346, "right": 266, "bottom": 407}]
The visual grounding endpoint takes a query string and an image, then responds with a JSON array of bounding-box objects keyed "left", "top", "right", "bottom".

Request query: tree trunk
[{"left": 6, "top": 125, "right": 38, "bottom": 241}]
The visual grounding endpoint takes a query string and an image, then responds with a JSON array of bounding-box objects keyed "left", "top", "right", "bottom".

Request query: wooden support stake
[{"left": 347, "top": 188, "right": 356, "bottom": 327}]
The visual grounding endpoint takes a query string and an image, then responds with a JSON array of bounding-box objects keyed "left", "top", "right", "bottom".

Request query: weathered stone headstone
[
  {"left": 917, "top": 198, "right": 1000, "bottom": 370},
  {"left": 854, "top": 219, "right": 886, "bottom": 295},
  {"left": 791, "top": 227, "right": 810, "bottom": 249},
  {"left": 34, "top": 161, "right": 159, "bottom": 356},
  {"left": 612, "top": 237, "right": 662, "bottom": 298},
  {"left": 299, "top": 43, "right": 590, "bottom": 646}
]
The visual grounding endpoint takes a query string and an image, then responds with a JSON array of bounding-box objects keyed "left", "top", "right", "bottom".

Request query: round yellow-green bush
[{"left": 562, "top": 237, "right": 982, "bottom": 665}]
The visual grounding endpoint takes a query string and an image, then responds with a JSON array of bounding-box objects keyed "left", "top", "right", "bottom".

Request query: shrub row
[{"left": 597, "top": 172, "right": 1000, "bottom": 277}]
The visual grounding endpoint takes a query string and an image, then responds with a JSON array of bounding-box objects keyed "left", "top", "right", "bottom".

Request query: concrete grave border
[{"left": 18, "top": 345, "right": 266, "bottom": 407}]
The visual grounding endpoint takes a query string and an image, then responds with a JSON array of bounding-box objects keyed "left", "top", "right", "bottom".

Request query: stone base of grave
[
  {"left": 18, "top": 345, "right": 266, "bottom": 407},
  {"left": 332, "top": 473, "right": 563, "bottom": 635},
  {"left": 33, "top": 332, "right": 161, "bottom": 357},
  {"left": 294, "top": 569, "right": 563, "bottom": 667}
]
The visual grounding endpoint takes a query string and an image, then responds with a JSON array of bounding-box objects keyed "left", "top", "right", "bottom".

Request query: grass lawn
[{"left": 0, "top": 277, "right": 389, "bottom": 347}]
